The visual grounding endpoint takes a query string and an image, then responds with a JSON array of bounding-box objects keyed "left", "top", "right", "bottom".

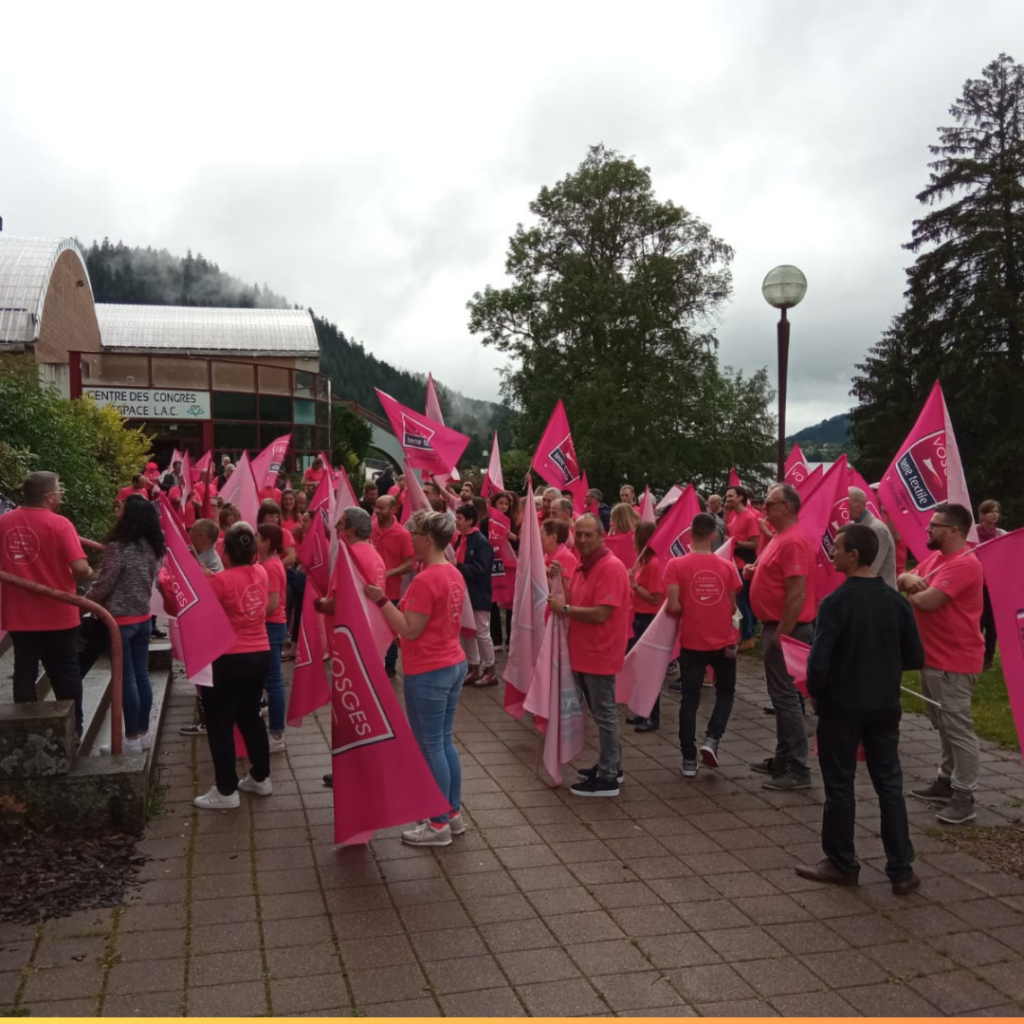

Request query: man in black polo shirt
[{"left": 796, "top": 523, "right": 924, "bottom": 896}]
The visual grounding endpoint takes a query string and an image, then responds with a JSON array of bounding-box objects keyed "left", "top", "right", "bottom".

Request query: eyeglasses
[
  {"left": 763, "top": 499, "right": 789, "bottom": 509},
  {"left": 926, "top": 521, "right": 954, "bottom": 532}
]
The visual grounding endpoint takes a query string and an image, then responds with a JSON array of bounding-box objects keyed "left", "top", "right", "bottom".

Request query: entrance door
[{"left": 143, "top": 424, "right": 205, "bottom": 472}]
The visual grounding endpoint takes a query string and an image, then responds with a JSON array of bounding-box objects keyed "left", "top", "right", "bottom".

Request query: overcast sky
[{"left": 1, "top": 1, "right": 1016, "bottom": 430}]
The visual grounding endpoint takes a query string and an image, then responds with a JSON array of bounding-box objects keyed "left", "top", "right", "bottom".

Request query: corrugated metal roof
[
  {"left": 0, "top": 235, "right": 92, "bottom": 344},
  {"left": 95, "top": 304, "right": 319, "bottom": 356}
]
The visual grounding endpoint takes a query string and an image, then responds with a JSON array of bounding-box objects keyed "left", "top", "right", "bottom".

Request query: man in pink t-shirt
[
  {"left": 0, "top": 472, "right": 93, "bottom": 734},
  {"left": 899, "top": 502, "right": 985, "bottom": 825},
  {"left": 548, "top": 513, "right": 631, "bottom": 798},
  {"left": 372, "top": 496, "right": 415, "bottom": 678},
  {"left": 725, "top": 485, "right": 761, "bottom": 651}
]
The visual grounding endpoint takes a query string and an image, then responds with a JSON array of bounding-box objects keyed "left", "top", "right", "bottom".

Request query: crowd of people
[{"left": 0, "top": 456, "right": 1007, "bottom": 895}]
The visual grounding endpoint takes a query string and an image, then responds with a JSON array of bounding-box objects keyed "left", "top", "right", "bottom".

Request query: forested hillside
[{"left": 83, "top": 240, "right": 504, "bottom": 457}]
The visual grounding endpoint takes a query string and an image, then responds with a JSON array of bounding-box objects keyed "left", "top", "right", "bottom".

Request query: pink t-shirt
[
  {"left": 350, "top": 543, "right": 387, "bottom": 590},
  {"left": 372, "top": 520, "right": 415, "bottom": 600},
  {"left": 209, "top": 563, "right": 270, "bottom": 654},
  {"left": 728, "top": 506, "right": 761, "bottom": 571},
  {"left": 262, "top": 556, "right": 287, "bottom": 625},
  {"left": 750, "top": 524, "right": 817, "bottom": 624},
  {"left": 399, "top": 563, "right": 467, "bottom": 675},
  {"left": 117, "top": 486, "right": 149, "bottom": 502},
  {"left": 664, "top": 553, "right": 741, "bottom": 651},
  {"left": 546, "top": 544, "right": 579, "bottom": 586},
  {"left": 633, "top": 554, "right": 665, "bottom": 616},
  {"left": 913, "top": 549, "right": 985, "bottom": 674},
  {"left": 303, "top": 468, "right": 325, "bottom": 485},
  {"left": 567, "top": 552, "right": 632, "bottom": 675},
  {"left": 0, "top": 507, "right": 86, "bottom": 631},
  {"left": 259, "top": 487, "right": 283, "bottom": 505}
]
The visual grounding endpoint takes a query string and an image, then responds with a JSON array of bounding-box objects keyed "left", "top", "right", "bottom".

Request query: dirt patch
[
  {"left": 938, "top": 823, "right": 1024, "bottom": 880},
  {"left": 0, "top": 806, "right": 146, "bottom": 924}
]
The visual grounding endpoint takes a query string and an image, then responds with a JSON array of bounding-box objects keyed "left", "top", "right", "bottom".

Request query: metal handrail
[{"left": 0, "top": 570, "right": 123, "bottom": 755}]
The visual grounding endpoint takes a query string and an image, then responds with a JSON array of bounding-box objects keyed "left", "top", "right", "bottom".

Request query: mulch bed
[
  {"left": 0, "top": 818, "right": 146, "bottom": 924},
  {"left": 938, "top": 823, "right": 1024, "bottom": 880}
]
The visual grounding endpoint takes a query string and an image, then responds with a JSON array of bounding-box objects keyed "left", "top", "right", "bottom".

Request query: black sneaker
[
  {"left": 578, "top": 764, "right": 625, "bottom": 785},
  {"left": 751, "top": 757, "right": 780, "bottom": 775},
  {"left": 762, "top": 771, "right": 813, "bottom": 791},
  {"left": 570, "top": 776, "right": 620, "bottom": 798}
]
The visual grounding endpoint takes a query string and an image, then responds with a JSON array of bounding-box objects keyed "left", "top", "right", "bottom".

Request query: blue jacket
[{"left": 455, "top": 530, "right": 493, "bottom": 611}]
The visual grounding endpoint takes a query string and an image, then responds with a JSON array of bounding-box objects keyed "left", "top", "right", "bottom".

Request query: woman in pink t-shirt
[
  {"left": 257, "top": 523, "right": 288, "bottom": 754},
  {"left": 195, "top": 524, "right": 272, "bottom": 811},
  {"left": 364, "top": 511, "right": 468, "bottom": 849}
]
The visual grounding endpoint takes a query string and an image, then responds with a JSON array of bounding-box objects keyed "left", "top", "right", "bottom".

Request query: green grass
[{"left": 900, "top": 655, "right": 1020, "bottom": 751}]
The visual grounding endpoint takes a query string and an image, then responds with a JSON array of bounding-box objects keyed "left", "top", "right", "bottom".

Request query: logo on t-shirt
[
  {"left": 447, "top": 582, "right": 463, "bottom": 621},
  {"left": 894, "top": 429, "right": 949, "bottom": 511},
  {"left": 690, "top": 569, "right": 725, "bottom": 605},
  {"left": 330, "top": 625, "right": 396, "bottom": 754},
  {"left": 165, "top": 548, "right": 199, "bottom": 615},
  {"left": 3, "top": 525, "right": 40, "bottom": 564},
  {"left": 401, "top": 412, "right": 435, "bottom": 452},
  {"left": 242, "top": 583, "right": 265, "bottom": 619},
  {"left": 548, "top": 433, "right": 580, "bottom": 485}
]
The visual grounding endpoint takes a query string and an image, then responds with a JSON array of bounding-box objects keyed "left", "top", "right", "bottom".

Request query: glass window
[
  {"left": 294, "top": 399, "right": 316, "bottom": 425},
  {"left": 316, "top": 400, "right": 329, "bottom": 425},
  {"left": 316, "top": 375, "right": 329, "bottom": 401},
  {"left": 258, "top": 364, "right": 291, "bottom": 396},
  {"left": 212, "top": 361, "right": 255, "bottom": 392},
  {"left": 293, "top": 425, "right": 314, "bottom": 452},
  {"left": 315, "top": 428, "right": 329, "bottom": 450},
  {"left": 151, "top": 357, "right": 208, "bottom": 389},
  {"left": 259, "top": 394, "right": 292, "bottom": 423},
  {"left": 213, "top": 392, "right": 257, "bottom": 420},
  {"left": 295, "top": 371, "right": 315, "bottom": 399},
  {"left": 215, "top": 423, "right": 258, "bottom": 451},
  {"left": 83, "top": 353, "right": 150, "bottom": 386}
]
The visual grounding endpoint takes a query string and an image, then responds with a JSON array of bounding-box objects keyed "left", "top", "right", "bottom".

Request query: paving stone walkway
[{"left": 4, "top": 655, "right": 1024, "bottom": 1016}]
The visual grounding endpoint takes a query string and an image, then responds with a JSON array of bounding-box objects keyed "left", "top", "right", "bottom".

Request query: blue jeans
[
  {"left": 119, "top": 619, "right": 153, "bottom": 737},
  {"left": 403, "top": 661, "right": 467, "bottom": 824},
  {"left": 737, "top": 576, "right": 757, "bottom": 641},
  {"left": 287, "top": 569, "right": 306, "bottom": 644},
  {"left": 264, "top": 621, "right": 288, "bottom": 735}
]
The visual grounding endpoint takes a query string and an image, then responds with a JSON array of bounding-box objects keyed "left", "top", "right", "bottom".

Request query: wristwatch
[{"left": 563, "top": 604, "right": 571, "bottom": 617}]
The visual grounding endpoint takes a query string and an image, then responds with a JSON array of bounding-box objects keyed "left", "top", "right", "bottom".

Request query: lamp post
[{"left": 761, "top": 265, "right": 808, "bottom": 482}]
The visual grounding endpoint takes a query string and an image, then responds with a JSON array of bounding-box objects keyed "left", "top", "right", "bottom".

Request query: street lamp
[{"left": 762, "top": 265, "right": 808, "bottom": 482}]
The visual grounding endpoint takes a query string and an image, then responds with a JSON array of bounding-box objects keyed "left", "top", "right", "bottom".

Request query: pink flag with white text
[
  {"left": 488, "top": 507, "right": 517, "bottom": 606},
  {"left": 639, "top": 486, "right": 656, "bottom": 524},
  {"left": 647, "top": 483, "right": 702, "bottom": 560},
  {"left": 481, "top": 431, "right": 504, "bottom": 499},
  {"left": 219, "top": 451, "right": 261, "bottom": 527},
  {"left": 157, "top": 505, "right": 236, "bottom": 678},
  {"left": 975, "top": 530, "right": 1024, "bottom": 755},
  {"left": 330, "top": 538, "right": 450, "bottom": 845},
  {"left": 531, "top": 401, "right": 587, "bottom": 512},
  {"left": 878, "top": 380, "right": 975, "bottom": 562},
  {"left": 251, "top": 434, "right": 291, "bottom": 491},
  {"left": 523, "top": 577, "right": 588, "bottom": 786},
  {"left": 286, "top": 583, "right": 329, "bottom": 728},
  {"left": 784, "top": 445, "right": 811, "bottom": 489},
  {"left": 504, "top": 482, "right": 548, "bottom": 719},
  {"left": 800, "top": 455, "right": 849, "bottom": 602},
  {"left": 377, "top": 388, "right": 469, "bottom": 477},
  {"left": 297, "top": 510, "right": 331, "bottom": 598}
]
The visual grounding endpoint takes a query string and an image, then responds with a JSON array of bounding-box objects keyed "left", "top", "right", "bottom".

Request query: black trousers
[
  {"left": 490, "top": 603, "right": 512, "bottom": 648},
  {"left": 200, "top": 650, "right": 272, "bottom": 795},
  {"left": 980, "top": 585, "right": 997, "bottom": 666},
  {"left": 678, "top": 647, "right": 737, "bottom": 759},
  {"left": 817, "top": 707, "right": 914, "bottom": 881},
  {"left": 11, "top": 627, "right": 84, "bottom": 736}
]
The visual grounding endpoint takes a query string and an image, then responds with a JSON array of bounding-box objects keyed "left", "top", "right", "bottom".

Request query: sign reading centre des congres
[{"left": 84, "top": 387, "right": 212, "bottom": 421}]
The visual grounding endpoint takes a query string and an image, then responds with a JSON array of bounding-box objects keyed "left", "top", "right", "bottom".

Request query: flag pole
[{"left": 901, "top": 686, "right": 943, "bottom": 709}]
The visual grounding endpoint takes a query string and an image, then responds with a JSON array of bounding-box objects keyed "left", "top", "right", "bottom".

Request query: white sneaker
[
  {"left": 139, "top": 733, "right": 153, "bottom": 751},
  {"left": 193, "top": 786, "right": 240, "bottom": 810},
  {"left": 238, "top": 774, "right": 273, "bottom": 797},
  {"left": 401, "top": 822, "right": 452, "bottom": 847},
  {"left": 268, "top": 737, "right": 287, "bottom": 755},
  {"left": 449, "top": 812, "right": 467, "bottom": 836},
  {"left": 100, "top": 737, "right": 142, "bottom": 756}
]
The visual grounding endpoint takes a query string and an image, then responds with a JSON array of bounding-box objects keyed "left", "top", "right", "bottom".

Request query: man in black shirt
[{"left": 797, "top": 523, "right": 924, "bottom": 896}]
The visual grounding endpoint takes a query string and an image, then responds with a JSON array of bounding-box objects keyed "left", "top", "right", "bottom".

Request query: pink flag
[
  {"left": 504, "top": 482, "right": 548, "bottom": 719},
  {"left": 157, "top": 505, "right": 236, "bottom": 678},
  {"left": 481, "top": 431, "right": 505, "bottom": 499},
  {"left": 193, "top": 450, "right": 212, "bottom": 486},
  {"left": 219, "top": 451, "right": 260, "bottom": 526},
  {"left": 400, "top": 459, "right": 431, "bottom": 526},
  {"left": 728, "top": 467, "right": 742, "bottom": 489},
  {"left": 488, "top": 507, "right": 516, "bottom": 606},
  {"left": 784, "top": 445, "right": 811, "bottom": 489},
  {"left": 877, "top": 380, "right": 975, "bottom": 562},
  {"left": 377, "top": 388, "right": 469, "bottom": 477},
  {"left": 334, "top": 468, "right": 360, "bottom": 514},
  {"left": 974, "top": 530, "right": 1024, "bottom": 755},
  {"left": 523, "top": 578, "right": 588, "bottom": 785},
  {"left": 286, "top": 583, "right": 329, "bottom": 728},
  {"left": 297, "top": 510, "right": 331, "bottom": 598},
  {"left": 779, "top": 634, "right": 811, "bottom": 697},
  {"left": 605, "top": 533, "right": 637, "bottom": 567},
  {"left": 251, "top": 434, "right": 292, "bottom": 491},
  {"left": 798, "top": 464, "right": 825, "bottom": 499},
  {"left": 308, "top": 471, "right": 333, "bottom": 530},
  {"left": 616, "top": 540, "right": 736, "bottom": 715},
  {"left": 318, "top": 450, "right": 333, "bottom": 474},
  {"left": 425, "top": 374, "right": 460, "bottom": 486},
  {"left": 179, "top": 451, "right": 193, "bottom": 509},
  {"left": 164, "top": 448, "right": 183, "bottom": 475},
  {"left": 639, "top": 486, "right": 656, "bottom": 524},
  {"left": 648, "top": 483, "right": 702, "bottom": 560},
  {"left": 801, "top": 455, "right": 850, "bottom": 603},
  {"left": 531, "top": 400, "right": 587, "bottom": 511},
  {"left": 329, "top": 538, "right": 450, "bottom": 845},
  {"left": 656, "top": 484, "right": 683, "bottom": 512}
]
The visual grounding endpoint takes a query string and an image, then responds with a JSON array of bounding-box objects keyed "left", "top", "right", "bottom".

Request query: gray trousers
[
  {"left": 575, "top": 672, "right": 621, "bottom": 783},
  {"left": 920, "top": 666, "right": 980, "bottom": 792},
  {"left": 762, "top": 621, "right": 814, "bottom": 774}
]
